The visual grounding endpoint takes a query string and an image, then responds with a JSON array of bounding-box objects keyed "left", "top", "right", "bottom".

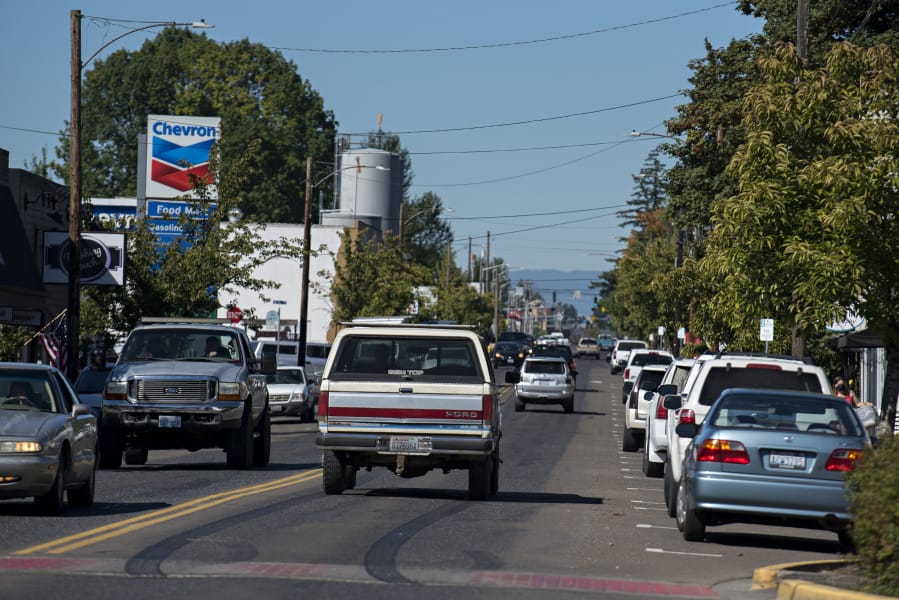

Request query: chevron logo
[
  {"left": 151, "top": 161, "right": 212, "bottom": 192},
  {"left": 150, "top": 137, "right": 215, "bottom": 191},
  {"left": 152, "top": 138, "right": 215, "bottom": 167}
]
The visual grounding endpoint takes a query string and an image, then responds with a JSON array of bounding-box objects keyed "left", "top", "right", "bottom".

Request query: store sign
[
  {"left": 145, "top": 115, "right": 220, "bottom": 199},
  {"left": 42, "top": 232, "right": 125, "bottom": 286}
]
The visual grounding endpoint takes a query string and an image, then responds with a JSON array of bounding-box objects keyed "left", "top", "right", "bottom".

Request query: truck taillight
[
  {"left": 696, "top": 439, "right": 749, "bottom": 464},
  {"left": 678, "top": 409, "right": 695, "bottom": 425},
  {"left": 826, "top": 448, "right": 863, "bottom": 471},
  {"left": 623, "top": 368, "right": 630, "bottom": 379},
  {"left": 481, "top": 394, "right": 493, "bottom": 423},
  {"left": 655, "top": 401, "right": 667, "bottom": 419},
  {"left": 317, "top": 391, "right": 329, "bottom": 421}
]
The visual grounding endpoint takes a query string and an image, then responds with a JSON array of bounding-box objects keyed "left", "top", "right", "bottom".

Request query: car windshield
[
  {"left": 266, "top": 369, "right": 306, "bottom": 385},
  {"left": 121, "top": 329, "right": 241, "bottom": 363},
  {"left": 495, "top": 343, "right": 519, "bottom": 352},
  {"left": 0, "top": 373, "right": 57, "bottom": 413},
  {"left": 709, "top": 394, "right": 864, "bottom": 436}
]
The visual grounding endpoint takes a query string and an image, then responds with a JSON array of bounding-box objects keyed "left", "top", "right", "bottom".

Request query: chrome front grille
[
  {"left": 269, "top": 393, "right": 292, "bottom": 404},
  {"left": 135, "top": 379, "right": 215, "bottom": 403}
]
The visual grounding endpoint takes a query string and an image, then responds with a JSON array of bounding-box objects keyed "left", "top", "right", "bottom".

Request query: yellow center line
[{"left": 15, "top": 469, "right": 322, "bottom": 556}]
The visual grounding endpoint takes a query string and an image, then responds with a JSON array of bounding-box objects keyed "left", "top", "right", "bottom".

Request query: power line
[
  {"left": 446, "top": 205, "right": 628, "bottom": 220},
  {"left": 273, "top": 3, "right": 732, "bottom": 54}
]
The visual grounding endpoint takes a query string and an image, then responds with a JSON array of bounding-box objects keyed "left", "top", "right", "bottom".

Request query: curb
[{"left": 752, "top": 560, "right": 889, "bottom": 600}]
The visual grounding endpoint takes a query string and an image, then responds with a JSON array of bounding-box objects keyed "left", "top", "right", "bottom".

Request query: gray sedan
[
  {"left": 0, "top": 363, "right": 98, "bottom": 513},
  {"left": 675, "top": 388, "right": 867, "bottom": 546}
]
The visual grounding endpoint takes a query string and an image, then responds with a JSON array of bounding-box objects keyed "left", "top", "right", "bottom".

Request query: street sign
[
  {"left": 760, "top": 318, "right": 774, "bottom": 342},
  {"left": 227, "top": 307, "right": 243, "bottom": 323}
]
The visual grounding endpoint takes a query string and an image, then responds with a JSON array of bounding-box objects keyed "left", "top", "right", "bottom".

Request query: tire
[
  {"left": 468, "top": 459, "right": 490, "bottom": 500},
  {"left": 226, "top": 403, "right": 254, "bottom": 469},
  {"left": 322, "top": 450, "right": 346, "bottom": 495},
  {"left": 664, "top": 462, "right": 677, "bottom": 517},
  {"left": 68, "top": 450, "right": 97, "bottom": 508},
  {"left": 838, "top": 529, "right": 855, "bottom": 550},
  {"left": 252, "top": 407, "right": 271, "bottom": 467},
  {"left": 344, "top": 463, "right": 357, "bottom": 490},
  {"left": 563, "top": 396, "right": 574, "bottom": 414},
  {"left": 98, "top": 431, "right": 124, "bottom": 470},
  {"left": 676, "top": 478, "right": 705, "bottom": 541},
  {"left": 35, "top": 456, "right": 66, "bottom": 514},
  {"left": 124, "top": 446, "right": 149, "bottom": 466},
  {"left": 622, "top": 424, "right": 639, "bottom": 452},
  {"left": 514, "top": 397, "right": 525, "bottom": 412}
]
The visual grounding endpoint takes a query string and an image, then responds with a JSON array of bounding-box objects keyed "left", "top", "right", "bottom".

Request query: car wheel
[
  {"left": 643, "top": 436, "right": 664, "bottom": 478},
  {"left": 98, "top": 431, "right": 124, "bottom": 470},
  {"left": 664, "top": 462, "right": 677, "bottom": 517},
  {"left": 68, "top": 448, "right": 97, "bottom": 508},
  {"left": 563, "top": 396, "right": 574, "bottom": 414},
  {"left": 226, "top": 403, "right": 254, "bottom": 469},
  {"left": 514, "top": 397, "right": 525, "bottom": 412},
  {"left": 622, "top": 424, "right": 639, "bottom": 452},
  {"left": 124, "top": 446, "right": 149, "bottom": 465},
  {"left": 468, "top": 459, "right": 490, "bottom": 500},
  {"left": 322, "top": 450, "right": 346, "bottom": 495},
  {"left": 838, "top": 529, "right": 854, "bottom": 550},
  {"left": 35, "top": 455, "right": 66, "bottom": 514},
  {"left": 252, "top": 407, "right": 271, "bottom": 467},
  {"left": 676, "top": 478, "right": 705, "bottom": 541}
]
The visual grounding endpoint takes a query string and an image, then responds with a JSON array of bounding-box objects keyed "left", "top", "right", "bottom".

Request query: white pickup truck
[{"left": 316, "top": 324, "right": 502, "bottom": 500}]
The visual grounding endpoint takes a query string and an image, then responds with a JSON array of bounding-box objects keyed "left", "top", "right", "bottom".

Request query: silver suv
[{"left": 101, "top": 320, "right": 275, "bottom": 470}]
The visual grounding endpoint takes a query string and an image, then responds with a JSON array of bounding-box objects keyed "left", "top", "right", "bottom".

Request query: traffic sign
[
  {"left": 226, "top": 307, "right": 243, "bottom": 323},
  {"left": 760, "top": 318, "right": 774, "bottom": 342}
]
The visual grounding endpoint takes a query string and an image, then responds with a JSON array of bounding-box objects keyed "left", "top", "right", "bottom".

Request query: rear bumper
[{"left": 316, "top": 432, "right": 496, "bottom": 456}]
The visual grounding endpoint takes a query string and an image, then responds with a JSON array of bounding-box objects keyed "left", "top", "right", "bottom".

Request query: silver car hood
[
  {"left": 109, "top": 360, "right": 243, "bottom": 381},
  {"left": 0, "top": 410, "right": 56, "bottom": 438}
]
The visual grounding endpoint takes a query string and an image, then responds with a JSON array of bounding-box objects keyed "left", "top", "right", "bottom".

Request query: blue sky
[{"left": 1, "top": 1, "right": 763, "bottom": 276}]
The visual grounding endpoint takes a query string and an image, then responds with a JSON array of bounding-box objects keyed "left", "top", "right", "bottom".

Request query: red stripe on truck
[{"left": 327, "top": 406, "right": 483, "bottom": 420}]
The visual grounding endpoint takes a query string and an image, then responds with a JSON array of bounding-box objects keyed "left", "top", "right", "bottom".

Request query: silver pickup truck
[
  {"left": 100, "top": 320, "right": 275, "bottom": 469},
  {"left": 316, "top": 324, "right": 502, "bottom": 500}
]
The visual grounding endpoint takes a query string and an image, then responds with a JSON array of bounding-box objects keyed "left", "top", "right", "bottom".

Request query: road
[{"left": 0, "top": 357, "right": 849, "bottom": 599}]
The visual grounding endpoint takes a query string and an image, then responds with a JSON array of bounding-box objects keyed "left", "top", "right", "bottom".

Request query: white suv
[
  {"left": 662, "top": 354, "right": 832, "bottom": 517},
  {"left": 622, "top": 365, "right": 668, "bottom": 452},
  {"left": 642, "top": 358, "right": 695, "bottom": 478}
]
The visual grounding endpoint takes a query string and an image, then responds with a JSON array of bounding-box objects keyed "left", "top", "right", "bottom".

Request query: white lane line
[
  {"left": 636, "top": 523, "right": 678, "bottom": 530},
  {"left": 626, "top": 488, "right": 661, "bottom": 492},
  {"left": 646, "top": 548, "right": 723, "bottom": 558},
  {"left": 631, "top": 500, "right": 665, "bottom": 505}
]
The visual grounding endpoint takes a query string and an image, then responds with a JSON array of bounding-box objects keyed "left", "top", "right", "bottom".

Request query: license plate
[
  {"left": 387, "top": 436, "right": 432, "bottom": 455},
  {"left": 506, "top": 357, "right": 514, "bottom": 364},
  {"left": 769, "top": 452, "right": 805, "bottom": 469},
  {"left": 158, "top": 415, "right": 181, "bottom": 429}
]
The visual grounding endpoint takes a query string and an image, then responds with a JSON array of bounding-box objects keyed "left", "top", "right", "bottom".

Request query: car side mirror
[
  {"left": 657, "top": 384, "right": 677, "bottom": 397},
  {"left": 257, "top": 351, "right": 277, "bottom": 375},
  {"left": 623, "top": 381, "right": 634, "bottom": 394},
  {"left": 675, "top": 422, "right": 698, "bottom": 438},
  {"left": 663, "top": 394, "right": 682, "bottom": 411},
  {"left": 73, "top": 404, "right": 93, "bottom": 418},
  {"left": 505, "top": 371, "right": 520, "bottom": 384},
  {"left": 643, "top": 391, "right": 654, "bottom": 401}
]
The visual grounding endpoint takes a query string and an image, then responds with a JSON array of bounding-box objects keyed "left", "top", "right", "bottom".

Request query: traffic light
[{"left": 593, "top": 296, "right": 598, "bottom": 309}]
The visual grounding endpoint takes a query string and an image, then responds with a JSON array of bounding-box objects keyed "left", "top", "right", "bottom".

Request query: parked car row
[{"left": 613, "top": 348, "right": 869, "bottom": 546}]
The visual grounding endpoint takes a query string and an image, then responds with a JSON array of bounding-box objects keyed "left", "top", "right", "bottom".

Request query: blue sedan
[{"left": 674, "top": 388, "right": 868, "bottom": 545}]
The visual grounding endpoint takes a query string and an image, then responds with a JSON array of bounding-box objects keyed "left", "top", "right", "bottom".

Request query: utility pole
[
  {"left": 467, "top": 236, "right": 472, "bottom": 282},
  {"left": 796, "top": 0, "right": 809, "bottom": 61},
  {"left": 67, "top": 9, "right": 82, "bottom": 381},
  {"left": 298, "top": 157, "right": 312, "bottom": 369}
]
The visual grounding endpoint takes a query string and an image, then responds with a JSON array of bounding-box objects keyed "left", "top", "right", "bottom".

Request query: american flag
[{"left": 39, "top": 314, "right": 68, "bottom": 375}]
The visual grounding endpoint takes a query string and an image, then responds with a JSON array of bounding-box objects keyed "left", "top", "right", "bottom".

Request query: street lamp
[
  {"left": 398, "top": 205, "right": 452, "bottom": 252},
  {"left": 311, "top": 162, "right": 389, "bottom": 220},
  {"left": 68, "top": 11, "right": 210, "bottom": 380},
  {"left": 628, "top": 130, "right": 677, "bottom": 139}
]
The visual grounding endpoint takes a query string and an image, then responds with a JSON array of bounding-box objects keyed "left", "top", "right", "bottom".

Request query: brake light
[
  {"left": 481, "top": 394, "right": 494, "bottom": 423},
  {"left": 655, "top": 401, "right": 667, "bottom": 419},
  {"left": 697, "top": 439, "right": 750, "bottom": 464},
  {"left": 678, "top": 409, "right": 695, "bottom": 425},
  {"left": 317, "top": 391, "right": 329, "bottom": 421},
  {"left": 623, "top": 368, "right": 630, "bottom": 379},
  {"left": 826, "top": 448, "right": 864, "bottom": 471},
  {"left": 746, "top": 363, "right": 783, "bottom": 370}
]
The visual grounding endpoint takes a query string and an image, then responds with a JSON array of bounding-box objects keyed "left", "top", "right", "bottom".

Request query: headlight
[
  {"left": 104, "top": 380, "right": 128, "bottom": 400},
  {"left": 218, "top": 382, "right": 244, "bottom": 401},
  {"left": 0, "top": 441, "right": 42, "bottom": 453}
]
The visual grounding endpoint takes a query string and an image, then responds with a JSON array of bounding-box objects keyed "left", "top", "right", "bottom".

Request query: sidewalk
[{"left": 713, "top": 560, "right": 888, "bottom": 600}]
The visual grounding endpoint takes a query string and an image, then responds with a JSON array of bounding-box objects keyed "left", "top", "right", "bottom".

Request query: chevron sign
[{"left": 145, "top": 115, "right": 220, "bottom": 199}]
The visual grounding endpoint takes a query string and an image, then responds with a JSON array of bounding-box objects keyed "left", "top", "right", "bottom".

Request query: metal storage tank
[{"left": 337, "top": 148, "right": 402, "bottom": 233}]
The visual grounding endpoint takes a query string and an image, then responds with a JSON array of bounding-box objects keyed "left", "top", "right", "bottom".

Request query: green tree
[
  {"left": 401, "top": 192, "right": 454, "bottom": 273},
  {"left": 80, "top": 143, "right": 315, "bottom": 338},
  {"left": 702, "top": 42, "right": 899, "bottom": 421},
  {"left": 54, "top": 27, "right": 336, "bottom": 223}
]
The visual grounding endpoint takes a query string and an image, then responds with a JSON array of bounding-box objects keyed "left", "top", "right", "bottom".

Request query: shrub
[{"left": 846, "top": 434, "right": 899, "bottom": 596}]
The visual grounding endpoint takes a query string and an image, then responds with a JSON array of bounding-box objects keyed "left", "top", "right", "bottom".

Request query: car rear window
[
  {"left": 710, "top": 394, "right": 863, "bottom": 436},
  {"left": 617, "top": 341, "right": 647, "bottom": 351},
  {"left": 698, "top": 366, "right": 825, "bottom": 406},
  {"left": 329, "top": 335, "right": 483, "bottom": 382},
  {"left": 637, "top": 369, "right": 666, "bottom": 390},
  {"left": 524, "top": 360, "right": 565, "bottom": 374},
  {"left": 631, "top": 353, "right": 673, "bottom": 367}
]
